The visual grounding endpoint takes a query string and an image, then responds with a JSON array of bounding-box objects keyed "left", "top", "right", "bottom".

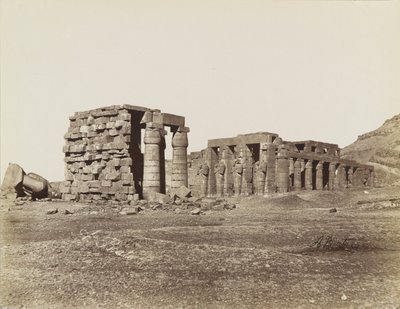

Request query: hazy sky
[{"left": 1, "top": 0, "right": 399, "bottom": 181}]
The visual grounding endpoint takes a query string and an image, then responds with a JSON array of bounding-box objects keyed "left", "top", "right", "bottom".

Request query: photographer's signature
[{"left": 310, "top": 235, "right": 359, "bottom": 251}]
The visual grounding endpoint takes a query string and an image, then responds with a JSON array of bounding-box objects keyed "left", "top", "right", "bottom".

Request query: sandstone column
[
  {"left": 265, "top": 143, "right": 276, "bottom": 193},
  {"left": 305, "top": 160, "right": 313, "bottom": 190},
  {"left": 289, "top": 158, "right": 294, "bottom": 191},
  {"left": 329, "top": 162, "right": 336, "bottom": 190},
  {"left": 316, "top": 161, "right": 323, "bottom": 190},
  {"left": 276, "top": 145, "right": 289, "bottom": 193},
  {"left": 293, "top": 159, "right": 302, "bottom": 191},
  {"left": 142, "top": 122, "right": 162, "bottom": 199},
  {"left": 171, "top": 127, "right": 189, "bottom": 189}
]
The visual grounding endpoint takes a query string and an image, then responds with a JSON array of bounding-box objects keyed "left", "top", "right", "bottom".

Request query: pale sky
[{"left": 1, "top": 0, "right": 399, "bottom": 182}]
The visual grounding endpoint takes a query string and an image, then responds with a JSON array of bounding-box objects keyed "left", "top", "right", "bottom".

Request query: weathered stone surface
[
  {"left": 147, "top": 192, "right": 171, "bottom": 204},
  {"left": 171, "top": 186, "right": 191, "bottom": 200},
  {"left": 1, "top": 163, "right": 25, "bottom": 191}
]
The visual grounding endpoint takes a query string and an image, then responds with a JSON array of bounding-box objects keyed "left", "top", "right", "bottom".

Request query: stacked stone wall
[{"left": 60, "top": 106, "right": 135, "bottom": 201}]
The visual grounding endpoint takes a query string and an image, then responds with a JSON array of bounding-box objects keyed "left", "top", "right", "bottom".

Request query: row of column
[
  {"left": 200, "top": 143, "right": 374, "bottom": 197},
  {"left": 142, "top": 121, "right": 189, "bottom": 199}
]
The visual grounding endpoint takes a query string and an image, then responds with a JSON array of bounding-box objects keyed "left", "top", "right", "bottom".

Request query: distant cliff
[{"left": 341, "top": 114, "right": 400, "bottom": 186}]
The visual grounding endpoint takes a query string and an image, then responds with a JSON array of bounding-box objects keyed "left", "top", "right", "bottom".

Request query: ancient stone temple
[
  {"left": 188, "top": 132, "right": 374, "bottom": 197},
  {"left": 61, "top": 105, "right": 189, "bottom": 201}
]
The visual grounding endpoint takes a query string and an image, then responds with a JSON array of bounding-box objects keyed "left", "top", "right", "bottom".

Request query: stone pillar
[
  {"left": 305, "top": 160, "right": 313, "bottom": 190},
  {"left": 171, "top": 127, "right": 189, "bottom": 189},
  {"left": 265, "top": 143, "right": 276, "bottom": 193},
  {"left": 276, "top": 145, "right": 289, "bottom": 193},
  {"left": 293, "top": 159, "right": 302, "bottom": 191},
  {"left": 347, "top": 167, "right": 353, "bottom": 188},
  {"left": 329, "top": 162, "right": 336, "bottom": 190},
  {"left": 316, "top": 161, "right": 323, "bottom": 190},
  {"left": 207, "top": 147, "right": 218, "bottom": 196},
  {"left": 289, "top": 158, "right": 294, "bottom": 191},
  {"left": 142, "top": 122, "right": 162, "bottom": 199}
]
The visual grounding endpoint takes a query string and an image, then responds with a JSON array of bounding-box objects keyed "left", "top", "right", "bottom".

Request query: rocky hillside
[{"left": 341, "top": 114, "right": 400, "bottom": 186}]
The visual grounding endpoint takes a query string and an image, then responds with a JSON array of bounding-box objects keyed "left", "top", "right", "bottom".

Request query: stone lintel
[
  {"left": 177, "top": 126, "right": 190, "bottom": 133},
  {"left": 161, "top": 113, "right": 185, "bottom": 127},
  {"left": 208, "top": 132, "right": 279, "bottom": 148}
]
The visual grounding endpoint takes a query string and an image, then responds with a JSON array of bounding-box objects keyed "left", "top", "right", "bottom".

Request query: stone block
[
  {"left": 147, "top": 192, "right": 171, "bottom": 204},
  {"left": 101, "top": 180, "right": 112, "bottom": 187}
]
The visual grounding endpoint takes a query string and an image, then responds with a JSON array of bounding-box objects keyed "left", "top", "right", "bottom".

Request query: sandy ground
[{"left": 1, "top": 187, "right": 399, "bottom": 309}]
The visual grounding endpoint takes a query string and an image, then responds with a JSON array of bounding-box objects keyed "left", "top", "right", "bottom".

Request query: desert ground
[{"left": 1, "top": 187, "right": 399, "bottom": 309}]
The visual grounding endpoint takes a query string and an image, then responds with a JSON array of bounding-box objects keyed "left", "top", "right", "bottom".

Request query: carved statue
[
  {"left": 232, "top": 158, "right": 243, "bottom": 196},
  {"left": 214, "top": 161, "right": 226, "bottom": 196},
  {"left": 197, "top": 162, "right": 209, "bottom": 197},
  {"left": 255, "top": 160, "right": 267, "bottom": 195}
]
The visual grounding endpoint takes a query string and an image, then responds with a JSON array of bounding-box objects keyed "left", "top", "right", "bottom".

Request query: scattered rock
[
  {"left": 148, "top": 192, "right": 171, "bottom": 204},
  {"left": 223, "top": 203, "right": 236, "bottom": 210},
  {"left": 191, "top": 208, "right": 201, "bottom": 215},
  {"left": 341, "top": 294, "right": 348, "bottom": 301},
  {"left": 151, "top": 203, "right": 163, "bottom": 210},
  {"left": 329, "top": 208, "right": 337, "bottom": 213},
  {"left": 64, "top": 209, "right": 73, "bottom": 215},
  {"left": 46, "top": 209, "right": 58, "bottom": 215},
  {"left": 14, "top": 200, "right": 25, "bottom": 206},
  {"left": 119, "top": 207, "right": 137, "bottom": 215}
]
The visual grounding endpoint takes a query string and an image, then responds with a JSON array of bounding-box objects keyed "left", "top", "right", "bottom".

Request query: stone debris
[
  {"left": 341, "top": 294, "right": 348, "bottom": 301},
  {"left": 119, "top": 207, "right": 138, "bottom": 215},
  {"left": 64, "top": 209, "right": 73, "bottom": 215},
  {"left": 46, "top": 209, "right": 58, "bottom": 215},
  {"left": 171, "top": 186, "right": 191, "bottom": 200},
  {"left": 191, "top": 208, "right": 201, "bottom": 215},
  {"left": 329, "top": 208, "right": 337, "bottom": 213},
  {"left": 147, "top": 192, "right": 171, "bottom": 204},
  {"left": 0, "top": 163, "right": 53, "bottom": 201}
]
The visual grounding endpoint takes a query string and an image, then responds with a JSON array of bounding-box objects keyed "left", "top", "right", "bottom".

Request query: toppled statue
[{"left": 0, "top": 163, "right": 58, "bottom": 201}]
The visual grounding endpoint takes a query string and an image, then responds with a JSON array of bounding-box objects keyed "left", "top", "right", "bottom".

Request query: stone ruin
[
  {"left": 188, "top": 132, "right": 374, "bottom": 197},
  {"left": 60, "top": 106, "right": 373, "bottom": 201},
  {"left": 60, "top": 105, "right": 189, "bottom": 202}
]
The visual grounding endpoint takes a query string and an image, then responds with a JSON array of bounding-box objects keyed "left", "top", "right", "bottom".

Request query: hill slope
[{"left": 341, "top": 114, "right": 400, "bottom": 186}]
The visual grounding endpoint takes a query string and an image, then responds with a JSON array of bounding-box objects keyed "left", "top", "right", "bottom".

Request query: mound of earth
[
  {"left": 341, "top": 114, "right": 400, "bottom": 186},
  {"left": 269, "top": 194, "right": 320, "bottom": 209}
]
